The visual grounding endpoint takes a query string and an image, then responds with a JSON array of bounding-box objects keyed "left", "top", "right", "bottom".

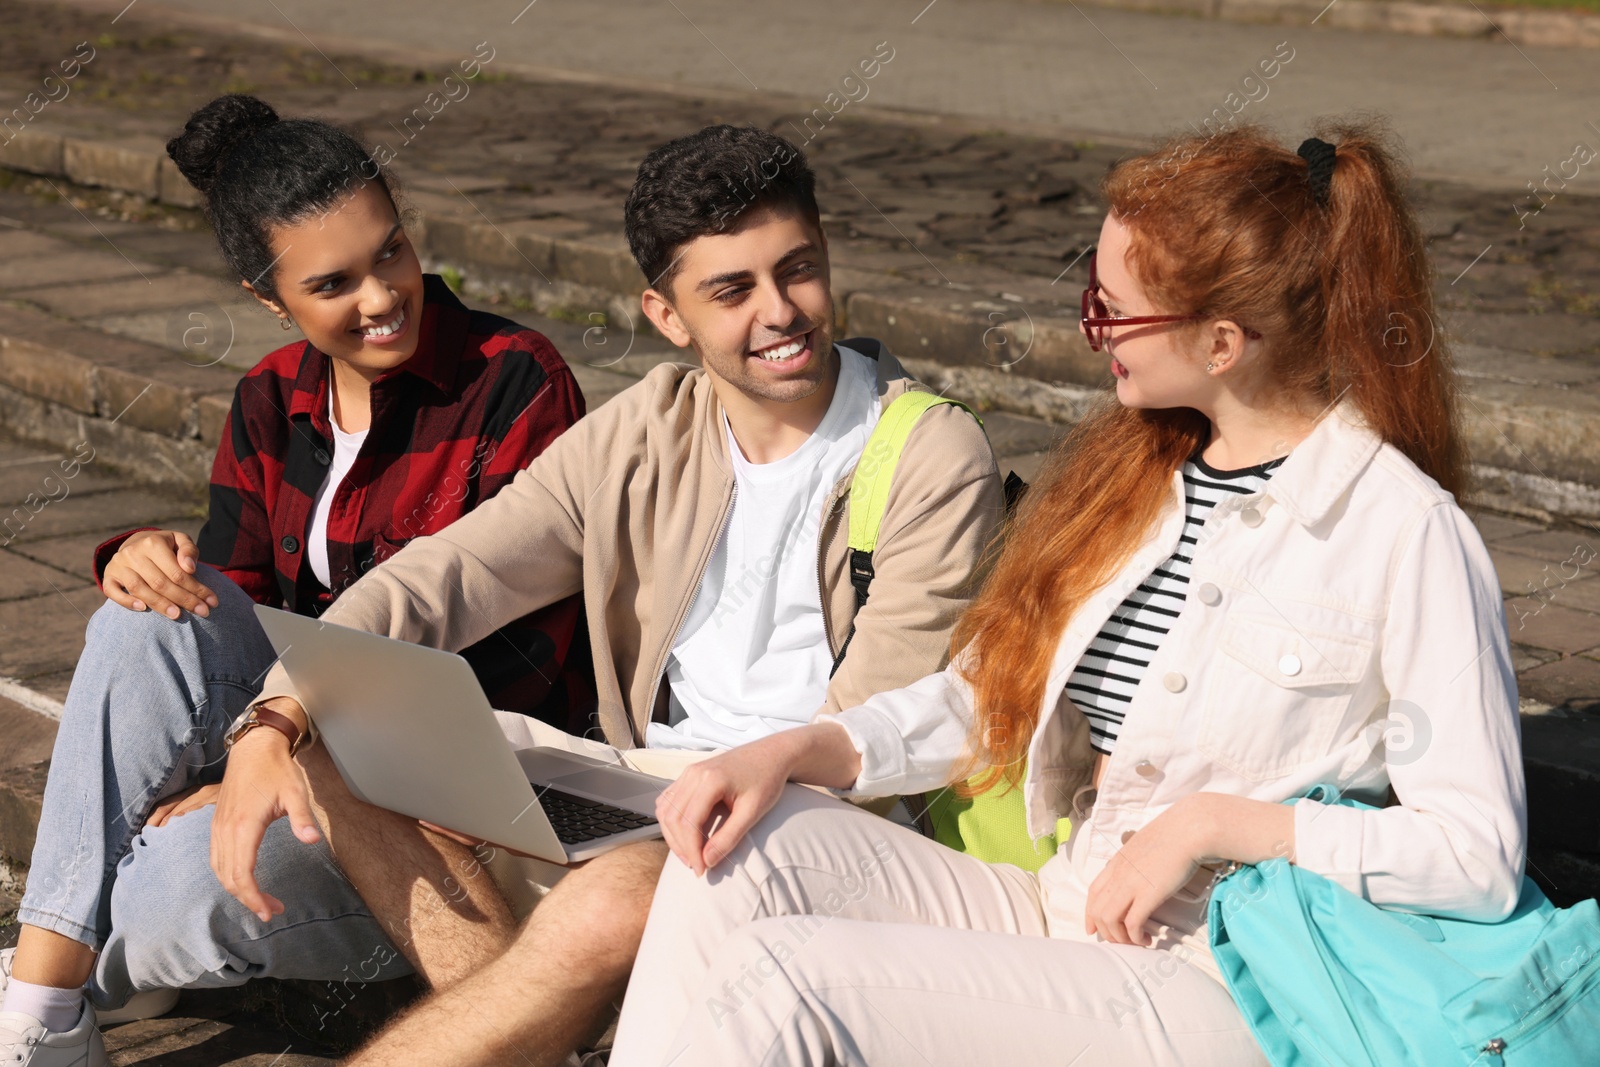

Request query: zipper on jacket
[
  {"left": 640, "top": 481, "right": 736, "bottom": 741},
  {"left": 816, "top": 486, "right": 849, "bottom": 661}
]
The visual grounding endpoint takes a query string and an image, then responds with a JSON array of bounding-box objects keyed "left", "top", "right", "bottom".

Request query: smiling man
[{"left": 217, "top": 125, "right": 1004, "bottom": 1066}]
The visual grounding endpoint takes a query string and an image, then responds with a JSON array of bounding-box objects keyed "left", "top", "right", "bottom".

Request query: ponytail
[{"left": 1314, "top": 122, "right": 1467, "bottom": 499}]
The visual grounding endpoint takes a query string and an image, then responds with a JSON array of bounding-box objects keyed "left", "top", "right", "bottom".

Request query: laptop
[{"left": 253, "top": 605, "right": 668, "bottom": 863}]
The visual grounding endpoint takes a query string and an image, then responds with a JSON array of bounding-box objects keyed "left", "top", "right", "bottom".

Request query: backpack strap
[{"left": 829, "top": 391, "right": 981, "bottom": 677}]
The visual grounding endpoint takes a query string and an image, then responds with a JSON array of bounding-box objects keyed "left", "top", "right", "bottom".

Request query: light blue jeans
[{"left": 18, "top": 565, "right": 414, "bottom": 1010}]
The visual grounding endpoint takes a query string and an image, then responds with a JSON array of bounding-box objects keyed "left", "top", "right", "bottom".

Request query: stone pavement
[
  {"left": 38, "top": 0, "right": 1600, "bottom": 191},
  {"left": 3, "top": 0, "right": 1597, "bottom": 520}
]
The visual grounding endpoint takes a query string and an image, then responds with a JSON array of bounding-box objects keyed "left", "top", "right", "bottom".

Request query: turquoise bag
[{"left": 1209, "top": 792, "right": 1600, "bottom": 1066}]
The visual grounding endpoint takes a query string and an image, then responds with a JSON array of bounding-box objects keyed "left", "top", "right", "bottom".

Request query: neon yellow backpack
[{"left": 831, "top": 389, "right": 1058, "bottom": 871}]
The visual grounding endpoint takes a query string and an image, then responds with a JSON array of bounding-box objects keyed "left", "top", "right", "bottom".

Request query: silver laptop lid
[{"left": 253, "top": 605, "right": 566, "bottom": 859}]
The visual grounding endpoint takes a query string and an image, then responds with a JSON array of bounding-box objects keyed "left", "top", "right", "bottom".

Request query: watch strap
[{"left": 236, "top": 703, "right": 306, "bottom": 755}]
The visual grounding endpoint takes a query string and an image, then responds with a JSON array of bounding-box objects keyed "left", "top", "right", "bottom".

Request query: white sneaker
[
  {"left": 0, "top": 947, "right": 179, "bottom": 1025},
  {"left": 0, "top": 1004, "right": 109, "bottom": 1066}
]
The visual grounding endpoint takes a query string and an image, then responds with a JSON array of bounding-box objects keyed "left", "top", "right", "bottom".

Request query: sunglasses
[{"left": 1080, "top": 252, "right": 1260, "bottom": 353}]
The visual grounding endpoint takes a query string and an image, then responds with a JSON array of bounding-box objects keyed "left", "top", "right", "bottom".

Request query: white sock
[{"left": 1, "top": 978, "right": 83, "bottom": 1033}]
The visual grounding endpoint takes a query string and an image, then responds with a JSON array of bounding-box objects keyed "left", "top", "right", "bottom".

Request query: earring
[
  {"left": 1206, "top": 361, "right": 1215, "bottom": 372},
  {"left": 280, "top": 317, "right": 293, "bottom": 331}
]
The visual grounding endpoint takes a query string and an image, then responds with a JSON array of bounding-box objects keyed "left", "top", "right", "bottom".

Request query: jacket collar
[
  {"left": 287, "top": 273, "right": 466, "bottom": 423},
  {"left": 1258, "top": 397, "right": 1384, "bottom": 528}
]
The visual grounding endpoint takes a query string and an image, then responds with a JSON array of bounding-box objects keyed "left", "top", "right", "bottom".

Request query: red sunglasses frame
[{"left": 1080, "top": 252, "right": 1260, "bottom": 352}]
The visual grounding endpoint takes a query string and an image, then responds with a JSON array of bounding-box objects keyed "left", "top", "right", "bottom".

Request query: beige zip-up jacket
[{"left": 253, "top": 339, "right": 1005, "bottom": 749}]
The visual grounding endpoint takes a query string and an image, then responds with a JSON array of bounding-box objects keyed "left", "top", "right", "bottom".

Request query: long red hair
[{"left": 952, "top": 120, "right": 1466, "bottom": 793}]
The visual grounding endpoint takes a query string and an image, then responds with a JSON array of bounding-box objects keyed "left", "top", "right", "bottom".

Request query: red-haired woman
[{"left": 608, "top": 122, "right": 1526, "bottom": 1066}]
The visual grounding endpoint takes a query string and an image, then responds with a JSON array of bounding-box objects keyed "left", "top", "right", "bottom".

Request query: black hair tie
[{"left": 1296, "top": 136, "right": 1337, "bottom": 207}]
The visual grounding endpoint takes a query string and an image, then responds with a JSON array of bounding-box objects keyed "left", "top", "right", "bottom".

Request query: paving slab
[
  {"left": 18, "top": 272, "right": 228, "bottom": 319},
  {"left": 15, "top": 669, "right": 76, "bottom": 704},
  {"left": 1488, "top": 549, "right": 1589, "bottom": 600},
  {"left": 0, "top": 697, "right": 59, "bottom": 772},
  {"left": 89, "top": 304, "right": 307, "bottom": 374},
  {"left": 1471, "top": 512, "right": 1547, "bottom": 542},
  {"left": 0, "top": 585, "right": 106, "bottom": 682},
  {"left": 0, "top": 552, "right": 94, "bottom": 602},
  {"left": 0, "top": 249, "right": 159, "bottom": 291},
  {"left": 1503, "top": 600, "right": 1600, "bottom": 657},
  {"left": 1535, "top": 579, "right": 1600, "bottom": 618},
  {"left": 1511, "top": 643, "right": 1561, "bottom": 673},
  {"left": 1519, "top": 655, "right": 1600, "bottom": 713},
  {"left": 7, "top": 516, "right": 206, "bottom": 584},
  {"left": 1, "top": 488, "right": 199, "bottom": 545},
  {"left": 1493, "top": 528, "right": 1600, "bottom": 563},
  {"left": 0, "top": 446, "right": 131, "bottom": 501},
  {"left": 0, "top": 229, "right": 78, "bottom": 259}
]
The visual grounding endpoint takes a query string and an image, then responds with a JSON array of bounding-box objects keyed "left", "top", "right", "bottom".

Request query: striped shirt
[{"left": 1067, "top": 452, "right": 1286, "bottom": 755}]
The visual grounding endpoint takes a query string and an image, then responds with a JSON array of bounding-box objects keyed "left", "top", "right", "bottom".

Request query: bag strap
[{"left": 829, "top": 391, "right": 980, "bottom": 677}]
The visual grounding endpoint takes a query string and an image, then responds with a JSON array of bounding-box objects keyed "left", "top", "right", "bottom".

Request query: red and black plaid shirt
[{"left": 96, "top": 274, "right": 593, "bottom": 727}]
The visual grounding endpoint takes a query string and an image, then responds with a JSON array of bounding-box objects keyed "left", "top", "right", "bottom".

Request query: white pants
[{"left": 610, "top": 784, "right": 1266, "bottom": 1067}]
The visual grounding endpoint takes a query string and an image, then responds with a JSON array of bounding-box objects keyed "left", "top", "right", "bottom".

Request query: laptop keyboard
[{"left": 538, "top": 785, "right": 658, "bottom": 846}]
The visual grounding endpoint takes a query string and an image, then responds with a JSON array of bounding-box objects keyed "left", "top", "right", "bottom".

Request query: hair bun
[{"left": 166, "top": 94, "right": 280, "bottom": 197}]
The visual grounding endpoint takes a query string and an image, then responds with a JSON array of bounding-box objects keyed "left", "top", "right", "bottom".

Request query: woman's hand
[
  {"left": 655, "top": 735, "right": 794, "bottom": 877},
  {"left": 1084, "top": 793, "right": 1296, "bottom": 946},
  {"left": 1084, "top": 797, "right": 1209, "bottom": 947},
  {"left": 210, "top": 700, "right": 322, "bottom": 922},
  {"left": 655, "top": 720, "right": 863, "bottom": 876},
  {"left": 103, "top": 530, "right": 218, "bottom": 619},
  {"left": 148, "top": 783, "right": 222, "bottom": 828}
]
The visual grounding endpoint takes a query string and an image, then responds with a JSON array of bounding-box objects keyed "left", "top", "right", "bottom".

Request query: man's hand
[
  {"left": 103, "top": 530, "right": 218, "bottom": 619},
  {"left": 210, "top": 699, "right": 321, "bottom": 922}
]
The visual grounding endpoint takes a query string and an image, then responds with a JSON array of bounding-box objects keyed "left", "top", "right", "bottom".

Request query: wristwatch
[{"left": 224, "top": 703, "right": 307, "bottom": 756}]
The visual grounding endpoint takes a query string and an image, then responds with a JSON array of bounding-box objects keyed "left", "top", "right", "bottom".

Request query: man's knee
[{"left": 518, "top": 840, "right": 668, "bottom": 976}]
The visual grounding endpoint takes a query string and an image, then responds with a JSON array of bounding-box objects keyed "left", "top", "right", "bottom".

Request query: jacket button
[
  {"left": 281, "top": 535, "right": 300, "bottom": 554},
  {"left": 1278, "top": 654, "right": 1302, "bottom": 676},
  {"left": 1197, "top": 582, "right": 1221, "bottom": 605},
  {"left": 1163, "top": 671, "right": 1186, "bottom": 693},
  {"left": 1121, "top": 829, "right": 1137, "bottom": 844},
  {"left": 1240, "top": 506, "right": 1263, "bottom": 527},
  {"left": 1134, "top": 759, "right": 1158, "bottom": 778}
]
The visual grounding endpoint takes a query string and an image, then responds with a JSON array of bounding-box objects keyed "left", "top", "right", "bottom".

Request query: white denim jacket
[{"left": 830, "top": 399, "right": 1527, "bottom": 927}]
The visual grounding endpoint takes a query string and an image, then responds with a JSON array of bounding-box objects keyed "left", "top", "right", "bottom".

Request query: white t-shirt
[
  {"left": 647, "top": 345, "right": 882, "bottom": 751},
  {"left": 307, "top": 386, "right": 370, "bottom": 589}
]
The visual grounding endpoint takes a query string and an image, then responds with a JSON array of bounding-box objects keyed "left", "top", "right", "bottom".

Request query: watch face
[{"left": 224, "top": 710, "right": 258, "bottom": 746}]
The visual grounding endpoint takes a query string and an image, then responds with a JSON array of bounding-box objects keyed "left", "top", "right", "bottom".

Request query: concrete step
[{"left": 1, "top": 66, "right": 1597, "bottom": 519}]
